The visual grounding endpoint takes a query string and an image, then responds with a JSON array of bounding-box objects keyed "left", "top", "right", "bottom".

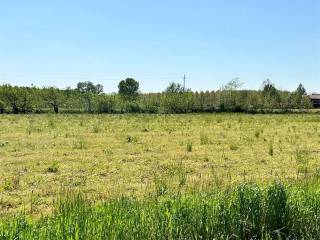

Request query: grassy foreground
[
  {"left": 1, "top": 114, "right": 320, "bottom": 239},
  {"left": 0, "top": 114, "right": 320, "bottom": 215},
  {"left": 1, "top": 179, "right": 320, "bottom": 239}
]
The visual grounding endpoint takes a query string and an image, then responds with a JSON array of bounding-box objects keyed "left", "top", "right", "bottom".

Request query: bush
[
  {"left": 124, "top": 102, "right": 141, "bottom": 113},
  {"left": 47, "top": 161, "right": 59, "bottom": 173},
  {"left": 96, "top": 95, "right": 115, "bottom": 113}
]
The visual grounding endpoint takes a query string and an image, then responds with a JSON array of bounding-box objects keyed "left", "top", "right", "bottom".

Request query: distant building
[{"left": 308, "top": 94, "right": 320, "bottom": 108}]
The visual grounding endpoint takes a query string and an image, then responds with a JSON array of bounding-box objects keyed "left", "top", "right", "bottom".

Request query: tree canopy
[
  {"left": 76, "top": 81, "right": 103, "bottom": 94},
  {"left": 118, "top": 78, "right": 140, "bottom": 100},
  {"left": 0, "top": 80, "right": 314, "bottom": 114}
]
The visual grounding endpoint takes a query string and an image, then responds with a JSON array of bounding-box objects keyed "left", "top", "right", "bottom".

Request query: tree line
[{"left": 0, "top": 78, "right": 313, "bottom": 114}]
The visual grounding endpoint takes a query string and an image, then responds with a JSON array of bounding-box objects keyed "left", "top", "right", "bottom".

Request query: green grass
[
  {"left": 1, "top": 179, "right": 320, "bottom": 239},
  {"left": 0, "top": 113, "right": 320, "bottom": 217}
]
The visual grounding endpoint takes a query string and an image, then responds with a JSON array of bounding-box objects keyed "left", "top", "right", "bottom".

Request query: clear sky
[{"left": 0, "top": 0, "right": 319, "bottom": 93}]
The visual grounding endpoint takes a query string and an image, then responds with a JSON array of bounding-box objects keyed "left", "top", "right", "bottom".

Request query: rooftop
[{"left": 308, "top": 94, "right": 320, "bottom": 100}]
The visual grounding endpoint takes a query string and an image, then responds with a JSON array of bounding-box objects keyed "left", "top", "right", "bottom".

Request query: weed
[
  {"left": 0, "top": 141, "right": 8, "bottom": 148},
  {"left": 200, "top": 133, "right": 209, "bottom": 145},
  {"left": 103, "top": 147, "right": 113, "bottom": 155},
  {"left": 268, "top": 143, "right": 274, "bottom": 156},
  {"left": 230, "top": 144, "right": 239, "bottom": 151},
  {"left": 3, "top": 175, "right": 20, "bottom": 191},
  {"left": 255, "top": 130, "right": 260, "bottom": 138},
  {"left": 47, "top": 161, "right": 59, "bottom": 173},
  {"left": 186, "top": 142, "right": 193, "bottom": 152},
  {"left": 295, "top": 149, "right": 311, "bottom": 165},
  {"left": 0, "top": 181, "right": 319, "bottom": 239},
  {"left": 141, "top": 128, "right": 149, "bottom": 132},
  {"left": 73, "top": 138, "right": 87, "bottom": 149},
  {"left": 295, "top": 149, "right": 311, "bottom": 177},
  {"left": 48, "top": 119, "right": 56, "bottom": 128},
  {"left": 126, "top": 135, "right": 138, "bottom": 143},
  {"left": 92, "top": 125, "right": 101, "bottom": 133},
  {"left": 178, "top": 167, "right": 187, "bottom": 188},
  {"left": 154, "top": 176, "right": 168, "bottom": 197}
]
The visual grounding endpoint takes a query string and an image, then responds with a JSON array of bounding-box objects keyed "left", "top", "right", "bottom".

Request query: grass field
[
  {"left": 1, "top": 180, "right": 320, "bottom": 239},
  {"left": 0, "top": 113, "right": 320, "bottom": 218}
]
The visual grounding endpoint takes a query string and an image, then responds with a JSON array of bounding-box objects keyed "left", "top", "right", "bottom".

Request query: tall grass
[{"left": 1, "top": 180, "right": 319, "bottom": 239}]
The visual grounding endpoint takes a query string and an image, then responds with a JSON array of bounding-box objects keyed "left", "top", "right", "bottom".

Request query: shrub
[
  {"left": 124, "top": 102, "right": 141, "bottom": 113},
  {"left": 96, "top": 96, "right": 115, "bottom": 113},
  {"left": 47, "top": 161, "right": 59, "bottom": 173},
  {"left": 186, "top": 142, "right": 193, "bottom": 152}
]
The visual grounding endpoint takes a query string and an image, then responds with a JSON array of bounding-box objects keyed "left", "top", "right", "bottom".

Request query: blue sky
[{"left": 0, "top": 0, "right": 319, "bottom": 93}]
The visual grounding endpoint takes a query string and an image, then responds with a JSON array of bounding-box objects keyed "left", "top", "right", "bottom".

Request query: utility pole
[{"left": 183, "top": 74, "right": 186, "bottom": 92}]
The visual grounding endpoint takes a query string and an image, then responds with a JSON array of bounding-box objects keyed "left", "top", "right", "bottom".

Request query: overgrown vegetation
[{"left": 0, "top": 179, "right": 320, "bottom": 239}]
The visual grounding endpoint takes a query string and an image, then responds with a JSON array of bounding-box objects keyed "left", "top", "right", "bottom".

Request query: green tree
[
  {"left": 118, "top": 78, "right": 140, "bottom": 100},
  {"left": 139, "top": 93, "right": 161, "bottom": 113},
  {"left": 76, "top": 81, "right": 103, "bottom": 94},
  {"left": 76, "top": 81, "right": 103, "bottom": 113},
  {"left": 219, "top": 78, "right": 244, "bottom": 111},
  {"left": 164, "top": 82, "right": 184, "bottom": 93},
  {"left": 0, "top": 85, "right": 33, "bottom": 113},
  {"left": 262, "top": 79, "right": 277, "bottom": 95},
  {"left": 42, "top": 87, "right": 63, "bottom": 113},
  {"left": 164, "top": 82, "right": 191, "bottom": 93},
  {"left": 262, "top": 79, "right": 280, "bottom": 110},
  {"left": 296, "top": 83, "right": 306, "bottom": 96},
  {"left": 286, "top": 84, "right": 308, "bottom": 109},
  {"left": 96, "top": 95, "right": 116, "bottom": 113},
  {"left": 0, "top": 85, "right": 19, "bottom": 113}
]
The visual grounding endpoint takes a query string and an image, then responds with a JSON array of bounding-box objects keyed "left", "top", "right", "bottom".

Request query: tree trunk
[
  {"left": 12, "top": 104, "right": 19, "bottom": 114},
  {"left": 53, "top": 105, "right": 59, "bottom": 113}
]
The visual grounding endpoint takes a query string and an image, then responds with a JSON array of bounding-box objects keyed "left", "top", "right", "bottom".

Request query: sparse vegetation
[{"left": 0, "top": 113, "right": 319, "bottom": 239}]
